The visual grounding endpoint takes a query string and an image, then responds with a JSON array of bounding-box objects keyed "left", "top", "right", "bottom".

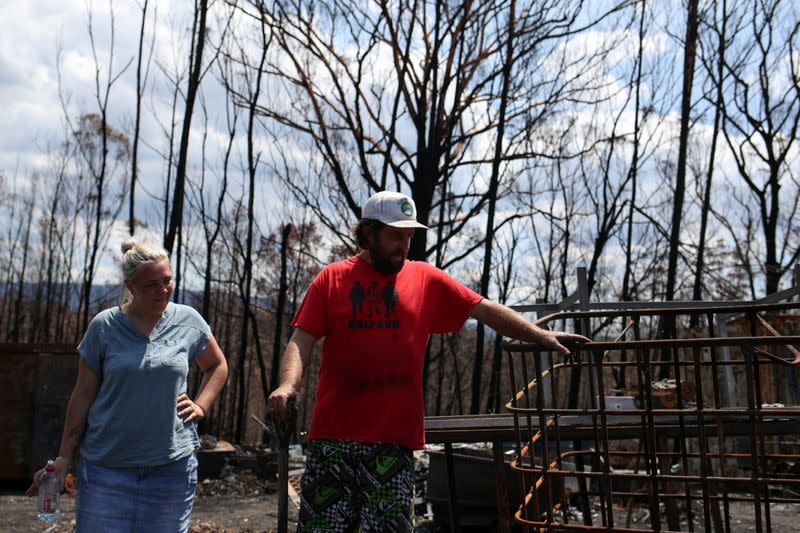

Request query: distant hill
[{"left": 0, "top": 282, "right": 275, "bottom": 312}]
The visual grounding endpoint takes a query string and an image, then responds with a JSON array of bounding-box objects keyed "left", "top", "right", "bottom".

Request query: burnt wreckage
[{"left": 425, "top": 268, "right": 800, "bottom": 533}]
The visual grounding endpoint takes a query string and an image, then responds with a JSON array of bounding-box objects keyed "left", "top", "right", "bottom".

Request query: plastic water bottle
[{"left": 37, "top": 460, "right": 60, "bottom": 522}]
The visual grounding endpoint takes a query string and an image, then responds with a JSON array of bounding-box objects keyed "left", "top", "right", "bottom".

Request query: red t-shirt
[{"left": 291, "top": 255, "right": 483, "bottom": 449}]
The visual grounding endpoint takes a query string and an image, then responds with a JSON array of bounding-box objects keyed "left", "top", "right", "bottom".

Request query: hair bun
[
  {"left": 121, "top": 236, "right": 137, "bottom": 255},
  {"left": 119, "top": 236, "right": 169, "bottom": 282}
]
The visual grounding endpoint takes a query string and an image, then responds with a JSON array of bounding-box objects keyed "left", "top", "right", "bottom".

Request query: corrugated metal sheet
[{"left": 0, "top": 344, "right": 77, "bottom": 479}]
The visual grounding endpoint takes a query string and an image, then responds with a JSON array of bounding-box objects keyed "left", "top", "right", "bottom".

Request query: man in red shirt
[{"left": 268, "top": 191, "right": 588, "bottom": 532}]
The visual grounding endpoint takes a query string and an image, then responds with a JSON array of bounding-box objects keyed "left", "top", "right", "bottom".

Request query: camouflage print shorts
[{"left": 297, "top": 440, "right": 414, "bottom": 533}]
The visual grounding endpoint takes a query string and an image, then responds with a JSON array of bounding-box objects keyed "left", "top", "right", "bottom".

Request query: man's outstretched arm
[
  {"left": 267, "top": 327, "right": 317, "bottom": 422},
  {"left": 469, "top": 299, "right": 589, "bottom": 356}
]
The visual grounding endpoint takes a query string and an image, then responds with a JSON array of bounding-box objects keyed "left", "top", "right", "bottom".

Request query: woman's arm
[
  {"left": 177, "top": 335, "right": 228, "bottom": 423},
  {"left": 26, "top": 357, "right": 100, "bottom": 495}
]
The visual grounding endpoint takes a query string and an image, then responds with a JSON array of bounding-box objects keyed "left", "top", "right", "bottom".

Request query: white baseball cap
[{"left": 361, "top": 191, "right": 428, "bottom": 229}]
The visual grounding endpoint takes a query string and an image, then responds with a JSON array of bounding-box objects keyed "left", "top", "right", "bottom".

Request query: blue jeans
[{"left": 76, "top": 454, "right": 198, "bottom": 533}]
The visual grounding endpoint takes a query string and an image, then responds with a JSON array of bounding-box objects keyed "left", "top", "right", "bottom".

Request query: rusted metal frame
[
  {"left": 500, "top": 330, "right": 800, "bottom": 528},
  {"left": 511, "top": 394, "right": 620, "bottom": 524},
  {"left": 593, "top": 317, "right": 636, "bottom": 530},
  {"left": 748, "top": 322, "right": 774, "bottom": 531},
  {"left": 609, "top": 492, "right": 800, "bottom": 504},
  {"left": 690, "top": 340, "right": 713, "bottom": 532},
  {"left": 511, "top": 420, "right": 558, "bottom": 527},
  {"left": 591, "top": 344, "right": 615, "bottom": 530},
  {"left": 509, "top": 404, "right": 800, "bottom": 418},
  {"left": 636, "top": 344, "right": 662, "bottom": 529},
  {"left": 571, "top": 360, "right": 592, "bottom": 527},
  {"left": 523, "top": 357, "right": 795, "bottom": 368},
  {"left": 502, "top": 464, "right": 800, "bottom": 533},
  {"left": 714, "top": 443, "right": 732, "bottom": 533},
  {"left": 695, "top": 313, "right": 730, "bottom": 533},
  {"left": 513, "top": 284, "right": 800, "bottom": 315},
  {"left": 503, "top": 334, "right": 800, "bottom": 405},
  {"left": 706, "top": 311, "right": 732, "bottom": 533},
  {"left": 500, "top": 419, "right": 800, "bottom": 440},
  {"left": 510, "top": 519, "right": 687, "bottom": 533},
  {"left": 548, "top": 348, "right": 569, "bottom": 528},
  {"left": 664, "top": 310, "right": 694, "bottom": 532},
  {"left": 423, "top": 416, "right": 800, "bottom": 530},
  {"left": 643, "top": 340, "right": 680, "bottom": 531},
  {"left": 755, "top": 314, "right": 800, "bottom": 363},
  {"left": 610, "top": 318, "right": 637, "bottom": 391},
  {"left": 501, "top": 357, "right": 798, "bottom": 377},
  {"left": 507, "top": 347, "right": 529, "bottom": 530},
  {"left": 742, "top": 341, "right": 765, "bottom": 533},
  {"left": 531, "top": 303, "right": 800, "bottom": 418},
  {"left": 646, "top": 344, "right": 669, "bottom": 531},
  {"left": 513, "top": 449, "right": 800, "bottom": 483},
  {"left": 753, "top": 347, "right": 800, "bottom": 366},
  {"left": 748, "top": 312, "right": 772, "bottom": 533},
  {"left": 509, "top": 440, "right": 800, "bottom": 532},
  {"left": 423, "top": 414, "right": 800, "bottom": 441},
  {"left": 576, "top": 269, "right": 594, "bottom": 528},
  {"left": 624, "top": 320, "right": 645, "bottom": 530},
  {"left": 624, "top": 441, "right": 645, "bottom": 529},
  {"left": 531, "top": 300, "right": 800, "bottom": 324},
  {"left": 715, "top": 317, "right": 738, "bottom": 411},
  {"left": 506, "top": 415, "right": 541, "bottom": 520},
  {"left": 506, "top": 359, "right": 800, "bottom": 421},
  {"left": 531, "top": 346, "right": 555, "bottom": 528},
  {"left": 511, "top": 443, "right": 633, "bottom": 531},
  {"left": 508, "top": 443, "right": 800, "bottom": 528},
  {"left": 584, "top": 352, "right": 607, "bottom": 529},
  {"left": 554, "top": 449, "right": 800, "bottom": 463},
  {"left": 678, "top": 383, "right": 699, "bottom": 532},
  {"left": 519, "top": 349, "right": 542, "bottom": 522},
  {"left": 510, "top": 443, "right": 800, "bottom": 468},
  {"left": 509, "top": 335, "right": 800, "bottom": 352}
]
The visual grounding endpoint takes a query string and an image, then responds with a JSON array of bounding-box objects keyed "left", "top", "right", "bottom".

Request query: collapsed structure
[
  {"left": 426, "top": 268, "right": 800, "bottom": 533},
  {"left": 506, "top": 301, "right": 800, "bottom": 532}
]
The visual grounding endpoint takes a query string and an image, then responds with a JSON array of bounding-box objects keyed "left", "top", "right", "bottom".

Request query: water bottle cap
[{"left": 45, "top": 460, "right": 55, "bottom": 472}]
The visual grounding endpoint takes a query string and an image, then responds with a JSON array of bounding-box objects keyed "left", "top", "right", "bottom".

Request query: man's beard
[{"left": 368, "top": 242, "right": 404, "bottom": 274}]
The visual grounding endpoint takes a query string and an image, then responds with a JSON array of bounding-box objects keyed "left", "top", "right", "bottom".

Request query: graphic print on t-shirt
[{"left": 348, "top": 280, "right": 400, "bottom": 329}]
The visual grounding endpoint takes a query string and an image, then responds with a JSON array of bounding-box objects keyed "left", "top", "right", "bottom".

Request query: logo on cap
[{"left": 399, "top": 199, "right": 413, "bottom": 217}]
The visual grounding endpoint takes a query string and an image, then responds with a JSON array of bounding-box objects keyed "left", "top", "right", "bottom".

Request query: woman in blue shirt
[{"left": 27, "top": 237, "right": 228, "bottom": 532}]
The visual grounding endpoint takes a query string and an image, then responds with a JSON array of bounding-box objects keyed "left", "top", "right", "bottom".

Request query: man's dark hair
[{"left": 353, "top": 219, "right": 387, "bottom": 249}]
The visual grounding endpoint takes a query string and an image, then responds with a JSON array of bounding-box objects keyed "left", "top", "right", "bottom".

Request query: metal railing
[{"left": 504, "top": 302, "right": 800, "bottom": 532}]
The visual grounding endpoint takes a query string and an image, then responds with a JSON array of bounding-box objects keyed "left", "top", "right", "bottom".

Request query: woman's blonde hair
[{"left": 120, "top": 236, "right": 170, "bottom": 281}]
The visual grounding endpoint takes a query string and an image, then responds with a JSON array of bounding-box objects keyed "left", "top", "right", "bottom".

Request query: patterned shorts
[{"left": 297, "top": 440, "right": 414, "bottom": 533}]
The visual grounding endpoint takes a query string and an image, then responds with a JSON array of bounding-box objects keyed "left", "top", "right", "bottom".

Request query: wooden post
[
  {"left": 493, "top": 440, "right": 512, "bottom": 533},
  {"left": 444, "top": 443, "right": 460, "bottom": 533}
]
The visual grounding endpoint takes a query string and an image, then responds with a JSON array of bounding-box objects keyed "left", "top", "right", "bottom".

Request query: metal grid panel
[{"left": 505, "top": 304, "right": 800, "bottom": 532}]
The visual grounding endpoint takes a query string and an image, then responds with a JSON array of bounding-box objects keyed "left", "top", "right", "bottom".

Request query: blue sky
[{"left": 3, "top": 0, "right": 799, "bottom": 298}]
